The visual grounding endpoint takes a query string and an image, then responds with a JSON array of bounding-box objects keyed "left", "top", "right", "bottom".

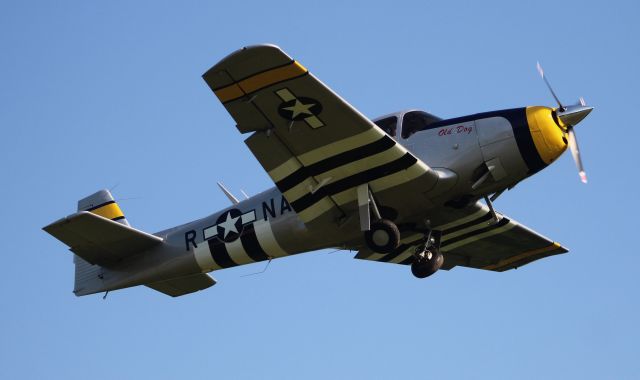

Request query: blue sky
[{"left": 1, "top": 1, "right": 638, "bottom": 379}]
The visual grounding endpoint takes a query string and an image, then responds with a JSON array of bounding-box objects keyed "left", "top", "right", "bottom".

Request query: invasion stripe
[
  {"left": 225, "top": 238, "right": 255, "bottom": 265},
  {"left": 442, "top": 212, "right": 493, "bottom": 235},
  {"left": 269, "top": 157, "right": 304, "bottom": 183},
  {"left": 240, "top": 225, "right": 271, "bottom": 262},
  {"left": 208, "top": 239, "right": 238, "bottom": 268},
  {"left": 253, "top": 220, "right": 288, "bottom": 258},
  {"left": 281, "top": 144, "right": 407, "bottom": 204},
  {"left": 443, "top": 220, "right": 516, "bottom": 251},
  {"left": 290, "top": 153, "right": 417, "bottom": 211},
  {"left": 434, "top": 208, "right": 487, "bottom": 230},
  {"left": 390, "top": 250, "right": 414, "bottom": 264},
  {"left": 442, "top": 218, "right": 510, "bottom": 248},
  {"left": 297, "top": 129, "right": 382, "bottom": 166},
  {"left": 299, "top": 160, "right": 427, "bottom": 222},
  {"left": 297, "top": 197, "right": 335, "bottom": 223},
  {"left": 354, "top": 160, "right": 428, "bottom": 196},
  {"left": 379, "top": 243, "right": 412, "bottom": 262},
  {"left": 367, "top": 212, "right": 512, "bottom": 266},
  {"left": 267, "top": 129, "right": 382, "bottom": 183},
  {"left": 318, "top": 146, "right": 406, "bottom": 190},
  {"left": 391, "top": 220, "right": 512, "bottom": 265},
  {"left": 282, "top": 177, "right": 319, "bottom": 206},
  {"left": 364, "top": 252, "right": 387, "bottom": 261},
  {"left": 194, "top": 242, "right": 219, "bottom": 271},
  {"left": 275, "top": 135, "right": 396, "bottom": 193}
]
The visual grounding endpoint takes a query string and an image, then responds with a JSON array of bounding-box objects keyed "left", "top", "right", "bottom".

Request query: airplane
[{"left": 43, "top": 45, "right": 593, "bottom": 297}]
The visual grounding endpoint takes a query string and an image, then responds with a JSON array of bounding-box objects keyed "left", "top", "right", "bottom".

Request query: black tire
[
  {"left": 364, "top": 219, "right": 400, "bottom": 253},
  {"left": 411, "top": 250, "right": 444, "bottom": 279}
]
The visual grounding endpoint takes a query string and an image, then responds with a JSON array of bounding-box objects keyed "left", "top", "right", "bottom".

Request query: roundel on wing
[
  {"left": 277, "top": 97, "right": 323, "bottom": 121},
  {"left": 216, "top": 208, "right": 244, "bottom": 243}
]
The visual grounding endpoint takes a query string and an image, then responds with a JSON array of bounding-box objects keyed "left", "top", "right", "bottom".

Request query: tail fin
[
  {"left": 73, "top": 189, "right": 131, "bottom": 295},
  {"left": 77, "top": 189, "right": 130, "bottom": 227},
  {"left": 73, "top": 254, "right": 104, "bottom": 296},
  {"left": 46, "top": 189, "right": 215, "bottom": 297}
]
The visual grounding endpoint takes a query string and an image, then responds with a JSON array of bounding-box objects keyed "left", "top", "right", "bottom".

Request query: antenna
[
  {"left": 240, "top": 257, "right": 273, "bottom": 277},
  {"left": 217, "top": 182, "right": 240, "bottom": 205}
]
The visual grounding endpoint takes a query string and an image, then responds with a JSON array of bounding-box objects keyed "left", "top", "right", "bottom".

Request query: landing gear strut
[
  {"left": 360, "top": 184, "right": 400, "bottom": 254},
  {"left": 411, "top": 231, "right": 444, "bottom": 279}
]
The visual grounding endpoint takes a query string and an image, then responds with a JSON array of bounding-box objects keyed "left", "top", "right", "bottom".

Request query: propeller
[{"left": 536, "top": 62, "right": 593, "bottom": 183}]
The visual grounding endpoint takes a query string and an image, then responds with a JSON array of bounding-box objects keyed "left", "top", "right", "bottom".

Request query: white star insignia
[
  {"left": 218, "top": 212, "right": 240, "bottom": 238},
  {"left": 284, "top": 99, "right": 315, "bottom": 118}
]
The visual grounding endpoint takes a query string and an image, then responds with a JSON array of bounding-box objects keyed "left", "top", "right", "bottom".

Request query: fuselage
[{"left": 95, "top": 106, "right": 569, "bottom": 292}]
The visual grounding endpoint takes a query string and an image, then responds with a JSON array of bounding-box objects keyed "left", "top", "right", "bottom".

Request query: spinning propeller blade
[
  {"left": 536, "top": 63, "right": 593, "bottom": 183},
  {"left": 537, "top": 62, "right": 564, "bottom": 110},
  {"left": 567, "top": 127, "right": 587, "bottom": 183}
]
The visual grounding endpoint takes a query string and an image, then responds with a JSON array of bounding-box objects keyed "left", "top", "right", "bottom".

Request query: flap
[
  {"left": 146, "top": 273, "right": 216, "bottom": 297},
  {"left": 43, "top": 211, "right": 163, "bottom": 266}
]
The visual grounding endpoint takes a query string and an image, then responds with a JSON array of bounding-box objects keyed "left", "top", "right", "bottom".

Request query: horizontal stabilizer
[
  {"left": 146, "top": 273, "right": 216, "bottom": 297},
  {"left": 43, "top": 211, "right": 163, "bottom": 266}
]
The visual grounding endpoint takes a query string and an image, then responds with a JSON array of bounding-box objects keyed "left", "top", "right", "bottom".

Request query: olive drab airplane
[{"left": 44, "top": 45, "right": 593, "bottom": 297}]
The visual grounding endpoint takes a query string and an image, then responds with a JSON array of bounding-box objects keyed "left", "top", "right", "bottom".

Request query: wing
[
  {"left": 355, "top": 201, "right": 568, "bottom": 272},
  {"left": 43, "top": 211, "right": 163, "bottom": 266},
  {"left": 202, "top": 44, "right": 440, "bottom": 229}
]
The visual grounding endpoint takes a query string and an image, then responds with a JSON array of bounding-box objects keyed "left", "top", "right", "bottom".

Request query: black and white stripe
[
  {"left": 275, "top": 135, "right": 396, "bottom": 193},
  {"left": 367, "top": 209, "right": 515, "bottom": 265},
  {"left": 268, "top": 131, "right": 428, "bottom": 222},
  {"left": 194, "top": 220, "right": 288, "bottom": 271}
]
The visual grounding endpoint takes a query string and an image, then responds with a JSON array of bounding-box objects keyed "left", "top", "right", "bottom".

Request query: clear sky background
[{"left": 1, "top": 1, "right": 638, "bottom": 379}]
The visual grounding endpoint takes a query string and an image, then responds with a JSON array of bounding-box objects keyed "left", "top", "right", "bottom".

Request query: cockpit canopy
[{"left": 373, "top": 110, "right": 442, "bottom": 139}]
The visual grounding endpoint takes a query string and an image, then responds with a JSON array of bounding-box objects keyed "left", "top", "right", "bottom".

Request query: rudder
[{"left": 73, "top": 189, "right": 129, "bottom": 295}]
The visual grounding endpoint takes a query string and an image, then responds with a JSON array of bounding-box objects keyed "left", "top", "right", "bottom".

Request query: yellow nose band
[{"left": 526, "top": 106, "right": 568, "bottom": 164}]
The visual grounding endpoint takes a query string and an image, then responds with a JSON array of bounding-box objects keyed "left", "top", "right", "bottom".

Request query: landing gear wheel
[
  {"left": 411, "top": 248, "right": 444, "bottom": 279},
  {"left": 364, "top": 219, "right": 400, "bottom": 254}
]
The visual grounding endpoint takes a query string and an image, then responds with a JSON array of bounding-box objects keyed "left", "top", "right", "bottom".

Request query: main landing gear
[
  {"left": 358, "top": 184, "right": 443, "bottom": 278},
  {"left": 364, "top": 219, "right": 400, "bottom": 254},
  {"left": 359, "top": 184, "right": 401, "bottom": 254},
  {"left": 364, "top": 222, "right": 444, "bottom": 279}
]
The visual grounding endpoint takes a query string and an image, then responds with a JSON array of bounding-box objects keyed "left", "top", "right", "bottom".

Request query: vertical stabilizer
[
  {"left": 77, "top": 189, "right": 130, "bottom": 226},
  {"left": 73, "top": 255, "right": 105, "bottom": 296},
  {"left": 72, "top": 189, "right": 130, "bottom": 296}
]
